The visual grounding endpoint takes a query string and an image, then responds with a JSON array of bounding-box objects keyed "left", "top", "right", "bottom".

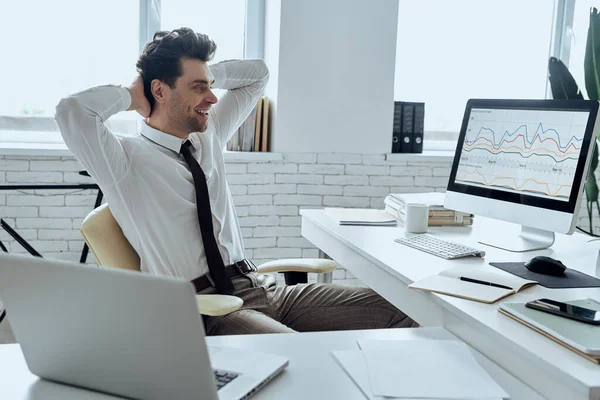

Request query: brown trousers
[{"left": 202, "top": 272, "right": 417, "bottom": 335}]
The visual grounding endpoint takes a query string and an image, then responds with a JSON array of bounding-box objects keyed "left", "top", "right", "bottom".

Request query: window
[
  {"left": 567, "top": 0, "right": 597, "bottom": 99},
  {"left": 161, "top": 0, "right": 247, "bottom": 63},
  {"left": 0, "top": 0, "right": 140, "bottom": 144},
  {"left": 160, "top": 0, "right": 248, "bottom": 99},
  {"left": 394, "top": 0, "right": 555, "bottom": 143},
  {"left": 0, "top": 0, "right": 259, "bottom": 148}
]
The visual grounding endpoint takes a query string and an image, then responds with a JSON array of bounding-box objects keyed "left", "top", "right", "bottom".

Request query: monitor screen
[{"left": 447, "top": 99, "right": 599, "bottom": 214}]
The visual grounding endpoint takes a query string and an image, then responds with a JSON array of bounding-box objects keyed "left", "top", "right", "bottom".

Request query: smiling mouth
[{"left": 195, "top": 109, "right": 209, "bottom": 117}]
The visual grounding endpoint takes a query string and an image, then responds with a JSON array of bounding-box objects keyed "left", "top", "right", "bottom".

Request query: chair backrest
[{"left": 80, "top": 204, "right": 141, "bottom": 272}]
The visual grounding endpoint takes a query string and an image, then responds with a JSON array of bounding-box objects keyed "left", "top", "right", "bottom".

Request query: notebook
[
  {"left": 499, "top": 299, "right": 600, "bottom": 363},
  {"left": 408, "top": 265, "right": 537, "bottom": 303},
  {"left": 324, "top": 208, "right": 398, "bottom": 226},
  {"left": 386, "top": 192, "right": 448, "bottom": 209}
]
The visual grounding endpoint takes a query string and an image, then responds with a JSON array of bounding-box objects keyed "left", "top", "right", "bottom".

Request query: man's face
[{"left": 166, "top": 58, "right": 218, "bottom": 134}]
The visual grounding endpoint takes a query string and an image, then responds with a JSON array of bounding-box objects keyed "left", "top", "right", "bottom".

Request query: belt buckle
[
  {"left": 235, "top": 259, "right": 257, "bottom": 275},
  {"left": 205, "top": 273, "right": 215, "bottom": 288}
]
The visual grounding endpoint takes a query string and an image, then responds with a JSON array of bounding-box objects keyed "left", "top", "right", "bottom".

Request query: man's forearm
[
  {"left": 56, "top": 85, "right": 131, "bottom": 129},
  {"left": 205, "top": 60, "right": 269, "bottom": 146},
  {"left": 209, "top": 59, "right": 269, "bottom": 91}
]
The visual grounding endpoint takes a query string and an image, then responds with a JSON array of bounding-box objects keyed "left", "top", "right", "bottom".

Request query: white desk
[
  {"left": 301, "top": 209, "right": 600, "bottom": 400},
  {"left": 0, "top": 328, "right": 538, "bottom": 399}
]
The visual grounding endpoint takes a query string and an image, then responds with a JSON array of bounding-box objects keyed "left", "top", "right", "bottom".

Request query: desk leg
[
  {"left": 317, "top": 250, "right": 333, "bottom": 284},
  {"left": 79, "top": 188, "right": 104, "bottom": 263}
]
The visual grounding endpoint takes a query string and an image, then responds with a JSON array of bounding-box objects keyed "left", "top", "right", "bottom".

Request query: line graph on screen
[
  {"left": 455, "top": 109, "right": 588, "bottom": 201},
  {"left": 463, "top": 123, "right": 581, "bottom": 163}
]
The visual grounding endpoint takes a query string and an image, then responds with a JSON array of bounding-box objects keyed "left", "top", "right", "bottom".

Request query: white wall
[
  {"left": 2, "top": 154, "right": 597, "bottom": 268},
  {"left": 1, "top": 152, "right": 598, "bottom": 344},
  {"left": 263, "top": 0, "right": 282, "bottom": 137},
  {"left": 0, "top": 153, "right": 451, "bottom": 267},
  {"left": 268, "top": 0, "right": 399, "bottom": 154}
]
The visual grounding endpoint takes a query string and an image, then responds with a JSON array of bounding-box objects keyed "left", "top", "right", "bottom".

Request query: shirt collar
[{"left": 141, "top": 122, "right": 198, "bottom": 153}]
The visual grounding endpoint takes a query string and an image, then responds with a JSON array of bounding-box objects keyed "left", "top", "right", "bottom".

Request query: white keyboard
[{"left": 395, "top": 234, "right": 486, "bottom": 260}]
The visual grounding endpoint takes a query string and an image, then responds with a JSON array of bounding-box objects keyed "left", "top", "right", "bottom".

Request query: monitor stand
[{"left": 478, "top": 225, "right": 555, "bottom": 252}]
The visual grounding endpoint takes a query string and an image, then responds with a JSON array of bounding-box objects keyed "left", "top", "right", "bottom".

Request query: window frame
[
  {"left": 0, "top": 0, "right": 578, "bottom": 152},
  {"left": 548, "top": 0, "right": 576, "bottom": 92},
  {"left": 421, "top": 0, "right": 576, "bottom": 151},
  {"left": 139, "top": 0, "right": 264, "bottom": 57},
  {"left": 0, "top": 0, "right": 263, "bottom": 151}
]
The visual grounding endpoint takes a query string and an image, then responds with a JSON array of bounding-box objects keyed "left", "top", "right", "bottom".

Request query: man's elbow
[
  {"left": 249, "top": 59, "right": 269, "bottom": 85},
  {"left": 55, "top": 96, "right": 79, "bottom": 122},
  {"left": 54, "top": 96, "right": 89, "bottom": 141},
  {"left": 256, "top": 59, "right": 269, "bottom": 79}
]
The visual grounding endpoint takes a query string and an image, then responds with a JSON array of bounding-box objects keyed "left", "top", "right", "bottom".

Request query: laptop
[{"left": 0, "top": 253, "right": 288, "bottom": 400}]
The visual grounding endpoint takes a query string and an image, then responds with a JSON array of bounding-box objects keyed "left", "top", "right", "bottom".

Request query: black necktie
[{"left": 180, "top": 141, "right": 234, "bottom": 294}]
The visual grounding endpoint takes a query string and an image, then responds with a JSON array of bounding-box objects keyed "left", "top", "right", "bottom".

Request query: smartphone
[{"left": 525, "top": 298, "right": 600, "bottom": 325}]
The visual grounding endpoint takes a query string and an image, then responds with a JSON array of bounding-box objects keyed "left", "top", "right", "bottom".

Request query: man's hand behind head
[{"left": 127, "top": 75, "right": 151, "bottom": 118}]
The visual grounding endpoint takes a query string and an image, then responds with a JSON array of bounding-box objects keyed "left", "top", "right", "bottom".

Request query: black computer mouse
[{"left": 524, "top": 256, "right": 566, "bottom": 276}]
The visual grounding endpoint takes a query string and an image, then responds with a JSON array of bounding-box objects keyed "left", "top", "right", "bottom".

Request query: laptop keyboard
[{"left": 214, "top": 369, "right": 239, "bottom": 390}]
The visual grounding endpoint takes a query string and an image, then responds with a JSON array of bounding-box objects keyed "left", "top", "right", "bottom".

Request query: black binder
[
  {"left": 413, "top": 103, "right": 424, "bottom": 153},
  {"left": 391, "top": 102, "right": 402, "bottom": 153},
  {"left": 392, "top": 101, "right": 426, "bottom": 153},
  {"left": 400, "top": 103, "right": 414, "bottom": 153}
]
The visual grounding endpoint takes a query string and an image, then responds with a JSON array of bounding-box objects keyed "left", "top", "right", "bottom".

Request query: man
[{"left": 56, "top": 28, "right": 416, "bottom": 334}]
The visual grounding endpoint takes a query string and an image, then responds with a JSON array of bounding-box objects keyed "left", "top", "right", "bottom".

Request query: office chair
[
  {"left": 80, "top": 204, "right": 337, "bottom": 318},
  {"left": 0, "top": 240, "right": 5, "bottom": 324}
]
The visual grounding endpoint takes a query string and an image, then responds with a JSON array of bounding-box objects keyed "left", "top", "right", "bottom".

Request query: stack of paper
[
  {"left": 384, "top": 192, "right": 473, "bottom": 226},
  {"left": 325, "top": 208, "right": 398, "bottom": 226},
  {"left": 331, "top": 339, "right": 507, "bottom": 399}
]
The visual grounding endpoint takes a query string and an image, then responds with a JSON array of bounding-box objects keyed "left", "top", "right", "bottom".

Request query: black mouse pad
[{"left": 489, "top": 262, "right": 600, "bottom": 289}]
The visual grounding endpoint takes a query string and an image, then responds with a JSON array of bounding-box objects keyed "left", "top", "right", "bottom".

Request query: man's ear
[{"left": 150, "top": 79, "right": 167, "bottom": 105}]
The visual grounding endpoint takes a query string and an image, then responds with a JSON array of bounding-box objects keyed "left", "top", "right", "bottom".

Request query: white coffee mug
[{"left": 405, "top": 203, "right": 429, "bottom": 233}]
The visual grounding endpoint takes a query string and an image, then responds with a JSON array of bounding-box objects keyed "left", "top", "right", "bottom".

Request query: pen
[{"left": 459, "top": 277, "right": 512, "bottom": 290}]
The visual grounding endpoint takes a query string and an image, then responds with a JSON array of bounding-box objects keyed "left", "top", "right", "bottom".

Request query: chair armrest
[
  {"left": 257, "top": 258, "right": 336, "bottom": 274},
  {"left": 196, "top": 294, "right": 243, "bottom": 317}
]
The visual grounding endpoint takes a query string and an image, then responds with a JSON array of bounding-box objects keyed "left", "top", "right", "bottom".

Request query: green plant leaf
[
  {"left": 591, "top": 140, "right": 599, "bottom": 172},
  {"left": 548, "top": 57, "right": 584, "bottom": 99},
  {"left": 585, "top": 7, "right": 600, "bottom": 101},
  {"left": 586, "top": 172, "right": 598, "bottom": 203},
  {"left": 586, "top": 142, "right": 599, "bottom": 203},
  {"left": 586, "top": 143, "right": 599, "bottom": 203}
]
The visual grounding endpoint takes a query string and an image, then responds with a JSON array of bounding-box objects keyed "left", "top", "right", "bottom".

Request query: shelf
[
  {"left": 0, "top": 143, "right": 71, "bottom": 157},
  {"left": 223, "top": 151, "right": 283, "bottom": 162},
  {"left": 385, "top": 151, "right": 455, "bottom": 162}
]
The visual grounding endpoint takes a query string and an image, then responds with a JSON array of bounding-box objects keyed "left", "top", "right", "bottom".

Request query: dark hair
[{"left": 136, "top": 28, "right": 217, "bottom": 109}]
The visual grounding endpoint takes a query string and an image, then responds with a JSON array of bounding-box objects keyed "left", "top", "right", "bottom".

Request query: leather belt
[{"left": 191, "top": 259, "right": 257, "bottom": 293}]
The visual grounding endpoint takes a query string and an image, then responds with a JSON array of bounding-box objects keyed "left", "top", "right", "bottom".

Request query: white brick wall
[
  {"left": 1, "top": 151, "right": 599, "bottom": 343},
  {"left": 1, "top": 153, "right": 598, "bottom": 284}
]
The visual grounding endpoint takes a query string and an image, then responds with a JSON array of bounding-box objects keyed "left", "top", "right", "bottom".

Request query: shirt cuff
[
  {"left": 117, "top": 86, "right": 132, "bottom": 112},
  {"left": 209, "top": 62, "right": 227, "bottom": 89}
]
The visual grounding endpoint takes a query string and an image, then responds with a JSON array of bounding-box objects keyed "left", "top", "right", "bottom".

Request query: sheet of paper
[
  {"left": 324, "top": 208, "right": 398, "bottom": 225},
  {"left": 331, "top": 350, "right": 376, "bottom": 400},
  {"left": 358, "top": 339, "right": 508, "bottom": 399},
  {"left": 330, "top": 350, "right": 450, "bottom": 400}
]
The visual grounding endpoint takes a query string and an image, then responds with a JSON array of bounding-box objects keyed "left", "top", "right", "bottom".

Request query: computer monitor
[{"left": 445, "top": 99, "right": 600, "bottom": 252}]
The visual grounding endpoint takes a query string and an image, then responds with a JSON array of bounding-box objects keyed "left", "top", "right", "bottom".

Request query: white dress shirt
[{"left": 55, "top": 60, "right": 269, "bottom": 281}]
